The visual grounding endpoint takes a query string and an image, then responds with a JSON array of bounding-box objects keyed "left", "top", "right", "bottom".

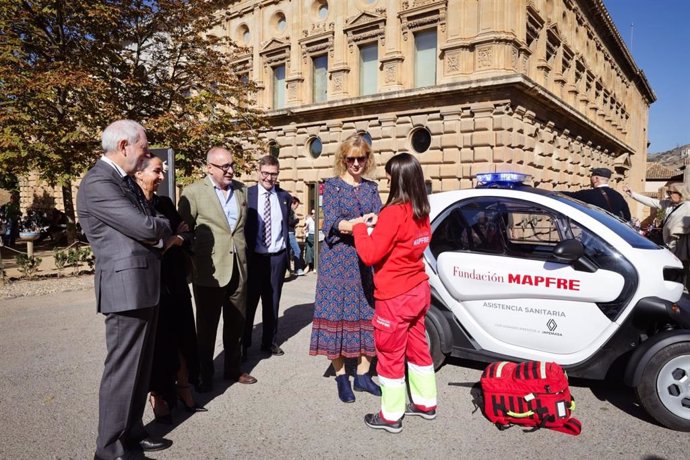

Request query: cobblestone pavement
[{"left": 0, "top": 273, "right": 688, "bottom": 459}]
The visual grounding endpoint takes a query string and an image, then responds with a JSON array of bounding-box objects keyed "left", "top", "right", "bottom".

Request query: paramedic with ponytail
[{"left": 352, "top": 152, "right": 437, "bottom": 433}]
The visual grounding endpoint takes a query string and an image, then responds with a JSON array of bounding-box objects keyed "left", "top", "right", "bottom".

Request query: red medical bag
[{"left": 480, "top": 361, "right": 582, "bottom": 435}]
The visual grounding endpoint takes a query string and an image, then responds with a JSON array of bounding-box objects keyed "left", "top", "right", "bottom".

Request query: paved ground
[{"left": 0, "top": 274, "right": 688, "bottom": 460}]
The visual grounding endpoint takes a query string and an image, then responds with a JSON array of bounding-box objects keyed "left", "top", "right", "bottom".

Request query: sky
[{"left": 604, "top": 0, "right": 690, "bottom": 153}]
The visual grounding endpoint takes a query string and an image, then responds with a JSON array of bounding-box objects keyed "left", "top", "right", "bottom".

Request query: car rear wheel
[
  {"left": 425, "top": 318, "right": 446, "bottom": 371},
  {"left": 635, "top": 342, "right": 690, "bottom": 431}
]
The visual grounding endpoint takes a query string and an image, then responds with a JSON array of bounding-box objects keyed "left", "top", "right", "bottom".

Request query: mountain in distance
[{"left": 647, "top": 144, "right": 690, "bottom": 170}]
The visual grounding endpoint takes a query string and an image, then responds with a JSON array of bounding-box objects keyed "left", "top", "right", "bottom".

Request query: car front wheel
[{"left": 635, "top": 342, "right": 690, "bottom": 431}]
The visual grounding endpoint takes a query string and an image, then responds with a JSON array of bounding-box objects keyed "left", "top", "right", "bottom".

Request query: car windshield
[{"left": 552, "top": 192, "right": 659, "bottom": 249}]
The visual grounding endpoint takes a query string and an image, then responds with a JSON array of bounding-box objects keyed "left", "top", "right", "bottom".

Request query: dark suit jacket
[
  {"left": 77, "top": 159, "right": 172, "bottom": 313},
  {"left": 565, "top": 186, "right": 631, "bottom": 221},
  {"left": 245, "top": 185, "right": 291, "bottom": 253}
]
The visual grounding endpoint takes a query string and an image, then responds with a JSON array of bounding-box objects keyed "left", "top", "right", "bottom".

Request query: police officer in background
[{"left": 565, "top": 167, "right": 631, "bottom": 222}]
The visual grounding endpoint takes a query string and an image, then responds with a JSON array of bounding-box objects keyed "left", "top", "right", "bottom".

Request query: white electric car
[{"left": 424, "top": 173, "right": 690, "bottom": 431}]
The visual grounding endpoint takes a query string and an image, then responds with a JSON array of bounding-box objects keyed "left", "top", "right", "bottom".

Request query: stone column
[{"left": 380, "top": 0, "right": 403, "bottom": 91}]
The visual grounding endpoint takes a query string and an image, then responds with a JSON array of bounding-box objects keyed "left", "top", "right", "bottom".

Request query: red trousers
[{"left": 372, "top": 281, "right": 432, "bottom": 379}]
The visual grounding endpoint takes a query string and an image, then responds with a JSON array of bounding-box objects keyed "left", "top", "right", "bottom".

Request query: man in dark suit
[
  {"left": 565, "top": 167, "right": 631, "bottom": 221},
  {"left": 244, "top": 155, "right": 292, "bottom": 357},
  {"left": 178, "top": 147, "right": 257, "bottom": 392},
  {"left": 77, "top": 120, "right": 173, "bottom": 460}
]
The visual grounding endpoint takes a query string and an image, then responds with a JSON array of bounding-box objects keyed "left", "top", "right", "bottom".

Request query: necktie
[
  {"left": 123, "top": 175, "right": 151, "bottom": 216},
  {"left": 263, "top": 191, "right": 272, "bottom": 248}
]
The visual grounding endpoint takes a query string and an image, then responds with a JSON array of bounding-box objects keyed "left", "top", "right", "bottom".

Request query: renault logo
[{"left": 547, "top": 318, "right": 558, "bottom": 331}]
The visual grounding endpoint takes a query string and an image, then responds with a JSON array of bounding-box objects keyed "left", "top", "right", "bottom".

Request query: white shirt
[
  {"left": 207, "top": 176, "right": 239, "bottom": 232},
  {"left": 100, "top": 155, "right": 127, "bottom": 178},
  {"left": 305, "top": 215, "right": 315, "bottom": 235}
]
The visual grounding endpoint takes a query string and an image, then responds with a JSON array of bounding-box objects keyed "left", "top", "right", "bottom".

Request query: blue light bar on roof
[{"left": 476, "top": 172, "right": 531, "bottom": 186}]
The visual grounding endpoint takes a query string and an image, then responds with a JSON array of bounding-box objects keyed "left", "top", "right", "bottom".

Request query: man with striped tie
[{"left": 244, "top": 155, "right": 292, "bottom": 358}]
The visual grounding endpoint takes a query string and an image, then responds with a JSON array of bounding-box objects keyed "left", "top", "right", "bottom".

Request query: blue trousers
[{"left": 288, "top": 232, "right": 303, "bottom": 271}]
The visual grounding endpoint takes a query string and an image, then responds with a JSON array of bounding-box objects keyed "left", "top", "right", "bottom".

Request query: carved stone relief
[
  {"left": 477, "top": 46, "right": 493, "bottom": 69},
  {"left": 333, "top": 74, "right": 343, "bottom": 92},
  {"left": 445, "top": 51, "right": 460, "bottom": 73},
  {"left": 384, "top": 62, "right": 396, "bottom": 83},
  {"left": 288, "top": 81, "right": 298, "bottom": 100}
]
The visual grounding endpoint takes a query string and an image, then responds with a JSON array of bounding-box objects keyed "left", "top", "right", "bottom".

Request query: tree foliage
[{"left": 0, "top": 0, "right": 266, "bottom": 190}]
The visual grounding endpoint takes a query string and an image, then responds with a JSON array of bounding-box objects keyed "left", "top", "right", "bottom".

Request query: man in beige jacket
[{"left": 178, "top": 147, "right": 257, "bottom": 392}]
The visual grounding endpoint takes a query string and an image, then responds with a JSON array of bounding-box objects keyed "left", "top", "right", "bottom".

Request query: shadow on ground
[{"left": 145, "top": 301, "right": 316, "bottom": 437}]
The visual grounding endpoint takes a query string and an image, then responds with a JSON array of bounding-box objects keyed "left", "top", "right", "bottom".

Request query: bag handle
[{"left": 549, "top": 417, "right": 582, "bottom": 436}]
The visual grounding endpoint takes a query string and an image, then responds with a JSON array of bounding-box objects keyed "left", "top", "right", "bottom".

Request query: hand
[
  {"left": 363, "top": 213, "right": 378, "bottom": 227},
  {"left": 622, "top": 185, "right": 632, "bottom": 196},
  {"left": 176, "top": 221, "right": 189, "bottom": 233},
  {"left": 337, "top": 219, "right": 354, "bottom": 234},
  {"left": 163, "top": 235, "right": 183, "bottom": 253}
]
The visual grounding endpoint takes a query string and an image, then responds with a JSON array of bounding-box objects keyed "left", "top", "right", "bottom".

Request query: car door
[{"left": 427, "top": 196, "right": 633, "bottom": 358}]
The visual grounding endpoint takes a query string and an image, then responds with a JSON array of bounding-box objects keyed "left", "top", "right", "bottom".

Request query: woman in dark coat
[{"left": 135, "top": 156, "right": 203, "bottom": 422}]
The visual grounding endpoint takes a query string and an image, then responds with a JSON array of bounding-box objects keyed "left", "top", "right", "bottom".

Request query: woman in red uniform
[{"left": 352, "top": 152, "right": 437, "bottom": 433}]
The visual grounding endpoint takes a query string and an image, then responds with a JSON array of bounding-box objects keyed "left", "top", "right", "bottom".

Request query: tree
[{"left": 0, "top": 0, "right": 266, "bottom": 221}]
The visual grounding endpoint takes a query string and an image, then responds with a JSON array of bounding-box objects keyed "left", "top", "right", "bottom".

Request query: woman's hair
[
  {"left": 384, "top": 152, "right": 430, "bottom": 220},
  {"left": 333, "top": 133, "right": 376, "bottom": 177},
  {"left": 136, "top": 155, "right": 161, "bottom": 173},
  {"left": 667, "top": 182, "right": 690, "bottom": 200}
]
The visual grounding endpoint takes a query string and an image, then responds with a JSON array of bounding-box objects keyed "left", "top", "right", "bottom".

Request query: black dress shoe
[
  {"left": 261, "top": 344, "right": 285, "bottom": 356},
  {"left": 139, "top": 437, "right": 172, "bottom": 452},
  {"left": 95, "top": 453, "right": 152, "bottom": 460}
]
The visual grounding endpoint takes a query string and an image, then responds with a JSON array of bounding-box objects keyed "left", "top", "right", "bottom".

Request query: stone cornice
[
  {"left": 577, "top": 0, "right": 655, "bottom": 103},
  {"left": 264, "top": 74, "right": 635, "bottom": 156}
]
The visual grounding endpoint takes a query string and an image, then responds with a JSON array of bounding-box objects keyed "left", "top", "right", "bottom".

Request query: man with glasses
[
  {"left": 244, "top": 155, "right": 292, "bottom": 358},
  {"left": 178, "top": 146, "right": 257, "bottom": 392}
]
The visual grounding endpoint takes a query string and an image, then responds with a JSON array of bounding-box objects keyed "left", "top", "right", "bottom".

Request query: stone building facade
[
  {"left": 19, "top": 0, "right": 654, "bottom": 219},
  {"left": 222, "top": 0, "right": 654, "bottom": 208}
]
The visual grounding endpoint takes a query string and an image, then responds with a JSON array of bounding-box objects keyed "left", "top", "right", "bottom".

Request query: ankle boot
[
  {"left": 353, "top": 373, "right": 382, "bottom": 396},
  {"left": 335, "top": 374, "right": 355, "bottom": 403}
]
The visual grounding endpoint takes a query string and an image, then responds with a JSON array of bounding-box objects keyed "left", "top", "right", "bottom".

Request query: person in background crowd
[
  {"left": 2, "top": 194, "right": 20, "bottom": 246},
  {"left": 134, "top": 156, "right": 204, "bottom": 423},
  {"left": 565, "top": 167, "right": 631, "bottom": 221},
  {"left": 178, "top": 147, "right": 257, "bottom": 392},
  {"left": 77, "top": 119, "right": 173, "bottom": 459},
  {"left": 47, "top": 208, "right": 69, "bottom": 244},
  {"left": 309, "top": 134, "right": 382, "bottom": 403},
  {"left": 303, "top": 209, "right": 316, "bottom": 274},
  {"left": 352, "top": 152, "right": 437, "bottom": 434},
  {"left": 244, "top": 155, "right": 292, "bottom": 358},
  {"left": 623, "top": 182, "right": 690, "bottom": 289},
  {"left": 287, "top": 196, "right": 305, "bottom": 277}
]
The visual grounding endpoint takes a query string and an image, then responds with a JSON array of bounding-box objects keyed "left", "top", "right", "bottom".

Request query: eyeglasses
[
  {"left": 260, "top": 171, "right": 279, "bottom": 179},
  {"left": 345, "top": 156, "right": 368, "bottom": 165},
  {"left": 209, "top": 162, "right": 234, "bottom": 173},
  {"left": 667, "top": 191, "right": 681, "bottom": 196}
]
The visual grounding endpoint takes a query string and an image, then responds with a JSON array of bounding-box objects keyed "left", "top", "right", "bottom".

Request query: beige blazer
[{"left": 178, "top": 177, "right": 247, "bottom": 288}]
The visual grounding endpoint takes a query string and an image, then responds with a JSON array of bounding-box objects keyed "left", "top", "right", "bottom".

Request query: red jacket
[{"left": 353, "top": 202, "right": 430, "bottom": 300}]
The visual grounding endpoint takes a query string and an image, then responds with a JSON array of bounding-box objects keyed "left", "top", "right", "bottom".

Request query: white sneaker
[{"left": 296, "top": 269, "right": 305, "bottom": 276}]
